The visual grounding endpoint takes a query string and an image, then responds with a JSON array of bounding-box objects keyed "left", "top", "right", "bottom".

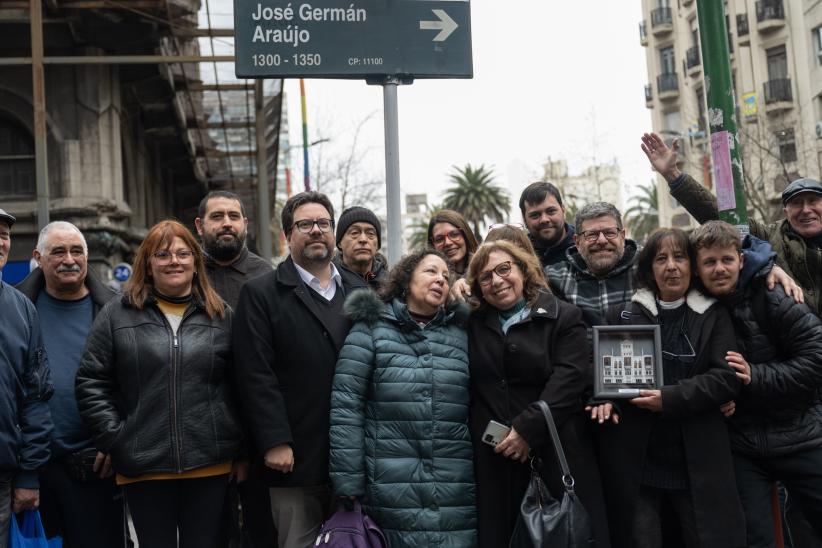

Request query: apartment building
[{"left": 640, "top": 0, "right": 822, "bottom": 228}]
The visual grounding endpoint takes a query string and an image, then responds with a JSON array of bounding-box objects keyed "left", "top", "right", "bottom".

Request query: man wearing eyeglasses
[
  {"left": 332, "top": 206, "right": 387, "bottom": 290},
  {"left": 15, "top": 221, "right": 122, "bottom": 547},
  {"left": 232, "top": 191, "right": 367, "bottom": 548},
  {"left": 519, "top": 181, "right": 576, "bottom": 267},
  {"left": 546, "top": 201, "right": 639, "bottom": 328},
  {"left": 691, "top": 221, "right": 822, "bottom": 548}
]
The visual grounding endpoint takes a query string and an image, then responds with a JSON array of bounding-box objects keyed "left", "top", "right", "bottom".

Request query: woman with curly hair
[
  {"left": 76, "top": 220, "right": 243, "bottom": 548},
  {"left": 466, "top": 240, "right": 610, "bottom": 547},
  {"left": 329, "top": 248, "right": 477, "bottom": 547}
]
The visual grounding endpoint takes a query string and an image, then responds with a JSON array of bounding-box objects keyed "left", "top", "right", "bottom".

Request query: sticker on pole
[{"left": 711, "top": 131, "right": 736, "bottom": 211}]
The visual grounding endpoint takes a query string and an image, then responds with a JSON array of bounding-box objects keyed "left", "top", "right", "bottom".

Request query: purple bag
[{"left": 314, "top": 500, "right": 388, "bottom": 547}]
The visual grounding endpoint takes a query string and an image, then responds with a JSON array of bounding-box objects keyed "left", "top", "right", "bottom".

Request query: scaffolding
[{"left": 0, "top": 0, "right": 283, "bottom": 260}]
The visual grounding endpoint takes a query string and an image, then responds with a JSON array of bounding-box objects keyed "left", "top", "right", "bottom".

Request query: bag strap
[{"left": 533, "top": 400, "right": 575, "bottom": 491}]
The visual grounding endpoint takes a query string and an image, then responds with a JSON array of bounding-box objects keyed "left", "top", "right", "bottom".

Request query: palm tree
[
  {"left": 442, "top": 164, "right": 511, "bottom": 237},
  {"left": 624, "top": 182, "right": 660, "bottom": 243},
  {"left": 407, "top": 202, "right": 443, "bottom": 251}
]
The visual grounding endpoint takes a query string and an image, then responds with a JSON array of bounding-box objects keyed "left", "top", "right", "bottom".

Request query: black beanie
[{"left": 336, "top": 206, "right": 381, "bottom": 249}]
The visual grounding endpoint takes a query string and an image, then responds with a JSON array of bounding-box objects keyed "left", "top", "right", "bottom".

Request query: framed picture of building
[{"left": 593, "top": 325, "right": 663, "bottom": 399}]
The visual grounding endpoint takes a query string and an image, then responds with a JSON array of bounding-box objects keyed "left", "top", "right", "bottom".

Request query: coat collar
[
  {"left": 631, "top": 287, "right": 715, "bottom": 317},
  {"left": 475, "top": 288, "right": 559, "bottom": 333},
  {"left": 16, "top": 265, "right": 116, "bottom": 309}
]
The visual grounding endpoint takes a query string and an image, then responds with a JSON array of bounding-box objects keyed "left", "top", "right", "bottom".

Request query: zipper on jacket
[{"left": 156, "top": 303, "right": 198, "bottom": 473}]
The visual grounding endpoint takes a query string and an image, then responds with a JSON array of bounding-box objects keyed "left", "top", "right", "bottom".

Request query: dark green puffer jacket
[{"left": 329, "top": 290, "right": 477, "bottom": 547}]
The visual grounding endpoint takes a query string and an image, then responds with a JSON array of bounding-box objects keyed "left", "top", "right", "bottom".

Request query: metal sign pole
[
  {"left": 382, "top": 78, "right": 402, "bottom": 267},
  {"left": 255, "top": 79, "right": 273, "bottom": 261}
]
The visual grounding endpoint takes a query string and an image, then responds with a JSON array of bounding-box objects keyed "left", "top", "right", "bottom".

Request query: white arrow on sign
[{"left": 419, "top": 9, "right": 458, "bottom": 42}]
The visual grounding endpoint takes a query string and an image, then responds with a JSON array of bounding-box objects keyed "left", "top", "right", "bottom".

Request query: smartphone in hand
[{"left": 481, "top": 420, "right": 511, "bottom": 447}]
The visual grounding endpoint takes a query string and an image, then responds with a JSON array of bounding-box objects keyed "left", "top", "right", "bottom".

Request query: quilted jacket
[{"left": 329, "top": 290, "right": 477, "bottom": 548}]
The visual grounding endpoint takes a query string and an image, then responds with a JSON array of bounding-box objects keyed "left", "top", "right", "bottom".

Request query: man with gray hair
[
  {"left": 16, "top": 221, "right": 121, "bottom": 546},
  {"left": 546, "top": 202, "right": 639, "bottom": 327}
]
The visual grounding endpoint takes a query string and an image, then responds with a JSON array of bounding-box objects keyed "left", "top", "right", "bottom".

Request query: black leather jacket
[{"left": 75, "top": 296, "right": 242, "bottom": 477}]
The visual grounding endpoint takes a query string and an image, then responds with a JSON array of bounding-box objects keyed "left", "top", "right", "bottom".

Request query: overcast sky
[{"left": 205, "top": 1, "right": 654, "bottom": 218}]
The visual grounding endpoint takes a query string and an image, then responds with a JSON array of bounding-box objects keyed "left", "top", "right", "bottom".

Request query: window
[
  {"left": 815, "top": 26, "right": 822, "bottom": 65},
  {"left": 660, "top": 46, "right": 676, "bottom": 74},
  {"left": 776, "top": 128, "right": 796, "bottom": 164},
  {"left": 0, "top": 116, "right": 35, "bottom": 199},
  {"left": 766, "top": 45, "right": 788, "bottom": 80},
  {"left": 695, "top": 87, "right": 707, "bottom": 135}
]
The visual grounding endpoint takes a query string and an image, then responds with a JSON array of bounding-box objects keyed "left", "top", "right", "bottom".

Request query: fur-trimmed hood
[
  {"left": 343, "top": 288, "right": 468, "bottom": 328},
  {"left": 631, "top": 287, "right": 715, "bottom": 317}
]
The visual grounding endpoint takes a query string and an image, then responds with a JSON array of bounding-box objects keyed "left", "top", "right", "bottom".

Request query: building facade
[
  {"left": 543, "top": 157, "right": 624, "bottom": 214},
  {"left": 640, "top": 0, "right": 822, "bottom": 228}
]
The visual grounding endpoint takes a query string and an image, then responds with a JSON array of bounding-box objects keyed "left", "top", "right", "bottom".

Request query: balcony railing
[
  {"left": 639, "top": 21, "right": 648, "bottom": 44},
  {"left": 763, "top": 78, "right": 792, "bottom": 104},
  {"left": 651, "top": 7, "right": 673, "bottom": 28},
  {"left": 645, "top": 84, "right": 653, "bottom": 102},
  {"left": 657, "top": 73, "right": 679, "bottom": 95},
  {"left": 756, "top": 0, "right": 784, "bottom": 23},
  {"left": 736, "top": 13, "right": 749, "bottom": 36},
  {"left": 686, "top": 46, "right": 700, "bottom": 69}
]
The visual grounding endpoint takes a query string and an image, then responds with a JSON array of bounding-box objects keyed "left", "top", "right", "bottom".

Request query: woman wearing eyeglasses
[
  {"left": 589, "top": 227, "right": 745, "bottom": 548},
  {"left": 465, "top": 240, "right": 610, "bottom": 548},
  {"left": 76, "top": 220, "right": 243, "bottom": 548},
  {"left": 427, "top": 209, "right": 478, "bottom": 276}
]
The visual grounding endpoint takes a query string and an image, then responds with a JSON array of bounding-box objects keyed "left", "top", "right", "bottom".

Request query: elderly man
[
  {"left": 519, "top": 181, "right": 576, "bottom": 267},
  {"left": 195, "top": 190, "right": 272, "bottom": 310},
  {"left": 233, "top": 192, "right": 366, "bottom": 548},
  {"left": 641, "top": 131, "right": 822, "bottom": 313},
  {"left": 547, "top": 201, "right": 639, "bottom": 327},
  {"left": 332, "top": 206, "right": 387, "bottom": 289},
  {"left": 0, "top": 209, "right": 53, "bottom": 546},
  {"left": 16, "top": 221, "right": 121, "bottom": 547}
]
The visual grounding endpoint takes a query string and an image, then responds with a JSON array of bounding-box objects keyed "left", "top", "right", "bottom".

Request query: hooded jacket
[
  {"left": 546, "top": 239, "right": 639, "bottom": 327},
  {"left": 718, "top": 240, "right": 822, "bottom": 456},
  {"left": 329, "top": 290, "right": 476, "bottom": 548}
]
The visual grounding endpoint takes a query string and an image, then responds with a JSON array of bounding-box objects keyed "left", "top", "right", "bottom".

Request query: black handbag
[{"left": 509, "top": 400, "right": 595, "bottom": 548}]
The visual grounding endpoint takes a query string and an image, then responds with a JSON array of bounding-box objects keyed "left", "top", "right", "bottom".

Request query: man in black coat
[
  {"left": 691, "top": 221, "right": 822, "bottom": 548},
  {"left": 331, "top": 205, "right": 387, "bottom": 291},
  {"left": 233, "top": 191, "right": 366, "bottom": 548}
]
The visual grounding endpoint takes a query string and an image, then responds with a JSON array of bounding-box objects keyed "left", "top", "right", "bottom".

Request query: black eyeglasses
[
  {"left": 478, "top": 261, "right": 516, "bottom": 287},
  {"left": 580, "top": 228, "right": 622, "bottom": 243},
  {"left": 293, "top": 218, "right": 334, "bottom": 234}
]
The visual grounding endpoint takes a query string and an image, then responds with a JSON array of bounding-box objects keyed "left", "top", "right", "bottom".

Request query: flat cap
[
  {"left": 0, "top": 208, "right": 15, "bottom": 227},
  {"left": 782, "top": 178, "right": 822, "bottom": 206}
]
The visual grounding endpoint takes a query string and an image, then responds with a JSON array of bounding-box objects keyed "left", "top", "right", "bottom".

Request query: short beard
[
  {"left": 300, "top": 241, "right": 332, "bottom": 265},
  {"left": 580, "top": 246, "right": 624, "bottom": 276},
  {"left": 203, "top": 232, "right": 245, "bottom": 263}
]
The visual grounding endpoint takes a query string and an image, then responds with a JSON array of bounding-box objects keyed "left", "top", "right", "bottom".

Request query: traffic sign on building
[{"left": 234, "top": 0, "right": 472, "bottom": 79}]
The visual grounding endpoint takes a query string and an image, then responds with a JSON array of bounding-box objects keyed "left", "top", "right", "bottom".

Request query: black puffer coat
[
  {"left": 75, "top": 296, "right": 242, "bottom": 478},
  {"left": 722, "top": 281, "right": 822, "bottom": 456}
]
